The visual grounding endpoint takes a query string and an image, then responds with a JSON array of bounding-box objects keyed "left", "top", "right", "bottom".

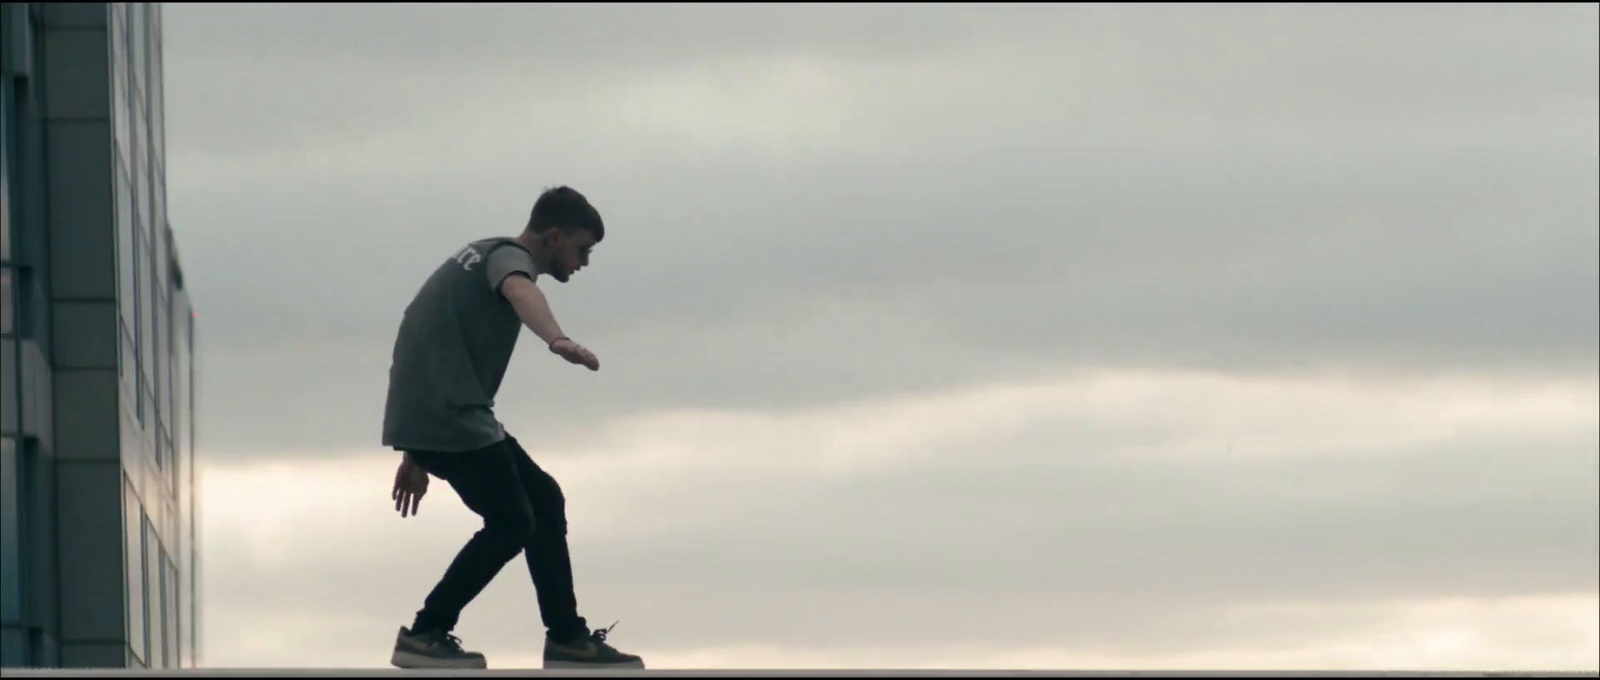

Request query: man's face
[{"left": 543, "top": 229, "right": 596, "bottom": 283}]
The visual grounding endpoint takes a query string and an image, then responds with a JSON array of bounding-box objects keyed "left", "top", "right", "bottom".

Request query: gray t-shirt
[{"left": 382, "top": 237, "right": 539, "bottom": 453}]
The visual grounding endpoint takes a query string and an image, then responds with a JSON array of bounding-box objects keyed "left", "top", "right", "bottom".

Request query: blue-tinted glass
[
  {"left": 121, "top": 327, "right": 137, "bottom": 409},
  {"left": 1, "top": 268, "right": 12, "bottom": 336},
  {"left": 1, "top": 78, "right": 10, "bottom": 265},
  {"left": 124, "top": 481, "right": 147, "bottom": 663},
  {"left": 150, "top": 255, "right": 163, "bottom": 454},
  {"left": 153, "top": 167, "right": 166, "bottom": 288},
  {"left": 111, "top": 10, "right": 129, "bottom": 159},
  {"left": 1, "top": 193, "right": 8, "bottom": 270},
  {"left": 152, "top": 252, "right": 166, "bottom": 447},
  {"left": 145, "top": 4, "right": 163, "bottom": 161},
  {"left": 111, "top": 0, "right": 126, "bottom": 43},
  {"left": 0, "top": 626, "right": 26, "bottom": 667},
  {"left": 113, "top": 84, "right": 129, "bottom": 175},
  {"left": 178, "top": 312, "right": 192, "bottom": 487},
  {"left": 137, "top": 254, "right": 152, "bottom": 420},
  {"left": 187, "top": 562, "right": 197, "bottom": 667},
  {"left": 132, "top": 187, "right": 148, "bottom": 423},
  {"left": 166, "top": 431, "right": 176, "bottom": 491},
  {"left": 0, "top": 58, "right": 9, "bottom": 307},
  {"left": 146, "top": 529, "right": 163, "bottom": 667},
  {"left": 0, "top": 339, "right": 15, "bottom": 435},
  {"left": 0, "top": 437, "right": 20, "bottom": 625},
  {"left": 166, "top": 295, "right": 177, "bottom": 453},
  {"left": 108, "top": 0, "right": 120, "bottom": 44},
  {"left": 129, "top": 4, "right": 146, "bottom": 95},
  {"left": 116, "top": 165, "right": 135, "bottom": 329},
  {"left": 132, "top": 101, "right": 149, "bottom": 245},
  {"left": 168, "top": 560, "right": 179, "bottom": 667},
  {"left": 143, "top": 385, "right": 156, "bottom": 461},
  {"left": 150, "top": 49, "right": 164, "bottom": 163}
]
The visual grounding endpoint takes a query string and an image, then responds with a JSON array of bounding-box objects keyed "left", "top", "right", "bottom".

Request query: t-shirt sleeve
[{"left": 484, "top": 244, "right": 537, "bottom": 297}]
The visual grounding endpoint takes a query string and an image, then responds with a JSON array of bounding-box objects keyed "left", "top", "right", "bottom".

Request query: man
[{"left": 381, "top": 186, "right": 643, "bottom": 670}]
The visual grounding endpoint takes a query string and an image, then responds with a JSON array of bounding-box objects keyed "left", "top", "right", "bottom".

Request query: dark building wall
[{"left": 1, "top": 2, "right": 198, "bottom": 669}]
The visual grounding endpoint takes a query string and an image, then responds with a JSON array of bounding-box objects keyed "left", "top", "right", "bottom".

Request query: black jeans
[{"left": 406, "top": 435, "right": 589, "bottom": 643}]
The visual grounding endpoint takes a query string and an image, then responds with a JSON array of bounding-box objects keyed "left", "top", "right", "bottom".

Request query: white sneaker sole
[
  {"left": 391, "top": 649, "right": 488, "bottom": 670},
  {"left": 544, "top": 659, "right": 646, "bottom": 670}
]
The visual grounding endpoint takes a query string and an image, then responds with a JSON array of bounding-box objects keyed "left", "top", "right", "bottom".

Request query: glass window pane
[
  {"left": 165, "top": 295, "right": 177, "bottom": 447},
  {"left": 121, "top": 325, "right": 136, "bottom": 403},
  {"left": 169, "top": 303, "right": 179, "bottom": 438},
  {"left": 113, "top": 85, "right": 130, "bottom": 174},
  {"left": 151, "top": 52, "right": 164, "bottom": 162},
  {"left": 0, "top": 625, "right": 26, "bottom": 667},
  {"left": 187, "top": 562, "right": 197, "bottom": 668},
  {"left": 153, "top": 169, "right": 166, "bottom": 284},
  {"left": 164, "top": 556, "right": 178, "bottom": 667},
  {"left": 129, "top": 3, "right": 146, "bottom": 95},
  {"left": 165, "top": 431, "right": 175, "bottom": 492},
  {"left": 181, "top": 313, "right": 192, "bottom": 460},
  {"left": 146, "top": 528, "right": 164, "bottom": 667},
  {"left": 108, "top": 1, "right": 120, "bottom": 45},
  {"left": 176, "top": 568, "right": 188, "bottom": 668},
  {"left": 0, "top": 437, "right": 20, "bottom": 625},
  {"left": 143, "top": 386, "right": 156, "bottom": 457},
  {"left": 1, "top": 338, "right": 15, "bottom": 435},
  {"left": 111, "top": 0, "right": 126, "bottom": 43},
  {"left": 1, "top": 267, "right": 12, "bottom": 335},
  {"left": 117, "top": 165, "right": 135, "bottom": 332},
  {"left": 148, "top": 5, "right": 164, "bottom": 158},
  {"left": 175, "top": 307, "right": 191, "bottom": 531},
  {"left": 1, "top": 121, "right": 10, "bottom": 264},
  {"left": 124, "top": 481, "right": 148, "bottom": 663},
  {"left": 132, "top": 102, "right": 149, "bottom": 246},
  {"left": 111, "top": 15, "right": 130, "bottom": 163},
  {"left": 138, "top": 249, "right": 152, "bottom": 405},
  {"left": 150, "top": 260, "right": 163, "bottom": 448},
  {"left": 143, "top": 3, "right": 156, "bottom": 95},
  {"left": 158, "top": 325, "right": 169, "bottom": 439}
]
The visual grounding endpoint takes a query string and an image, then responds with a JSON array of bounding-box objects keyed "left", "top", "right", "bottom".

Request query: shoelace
[
  {"left": 438, "top": 632, "right": 467, "bottom": 653},
  {"left": 591, "top": 621, "right": 620, "bottom": 646}
]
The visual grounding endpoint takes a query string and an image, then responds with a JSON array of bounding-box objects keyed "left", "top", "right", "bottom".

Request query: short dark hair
[{"left": 527, "top": 186, "right": 604, "bottom": 242}]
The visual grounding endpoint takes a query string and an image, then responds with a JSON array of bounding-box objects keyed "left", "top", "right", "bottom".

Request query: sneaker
[
  {"left": 390, "top": 626, "right": 488, "bottom": 669},
  {"left": 543, "top": 621, "right": 645, "bottom": 670}
]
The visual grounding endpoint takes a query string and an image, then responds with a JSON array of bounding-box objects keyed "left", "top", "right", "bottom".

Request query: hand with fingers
[
  {"left": 392, "top": 453, "right": 429, "bottom": 518},
  {"left": 549, "top": 336, "right": 600, "bottom": 371}
]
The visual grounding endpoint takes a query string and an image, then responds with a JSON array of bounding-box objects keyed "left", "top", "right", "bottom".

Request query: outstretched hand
[
  {"left": 392, "top": 454, "right": 429, "bottom": 518},
  {"left": 550, "top": 337, "right": 600, "bottom": 371}
]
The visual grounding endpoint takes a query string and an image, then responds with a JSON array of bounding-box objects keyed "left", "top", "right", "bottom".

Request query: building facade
[{"left": 1, "top": 2, "right": 198, "bottom": 669}]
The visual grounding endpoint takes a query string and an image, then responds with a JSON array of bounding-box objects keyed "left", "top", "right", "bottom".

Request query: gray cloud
[
  {"left": 198, "top": 400, "right": 1599, "bottom": 664},
  {"left": 165, "top": 1, "right": 1600, "bottom": 454},
  {"left": 159, "top": 6, "right": 1600, "bottom": 669}
]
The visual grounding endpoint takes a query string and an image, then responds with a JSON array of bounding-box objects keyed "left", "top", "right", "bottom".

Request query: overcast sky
[{"left": 160, "top": 3, "right": 1598, "bottom": 671}]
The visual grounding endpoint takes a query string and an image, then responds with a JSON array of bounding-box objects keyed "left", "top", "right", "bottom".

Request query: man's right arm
[
  {"left": 502, "top": 274, "right": 601, "bottom": 370},
  {"left": 501, "top": 274, "right": 564, "bottom": 345}
]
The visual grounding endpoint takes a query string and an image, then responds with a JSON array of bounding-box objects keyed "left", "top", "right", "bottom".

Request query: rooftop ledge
[{"left": 1, "top": 671, "right": 1594, "bottom": 679}]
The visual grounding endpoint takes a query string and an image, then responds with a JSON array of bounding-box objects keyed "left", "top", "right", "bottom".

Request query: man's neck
[{"left": 514, "top": 231, "right": 548, "bottom": 276}]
